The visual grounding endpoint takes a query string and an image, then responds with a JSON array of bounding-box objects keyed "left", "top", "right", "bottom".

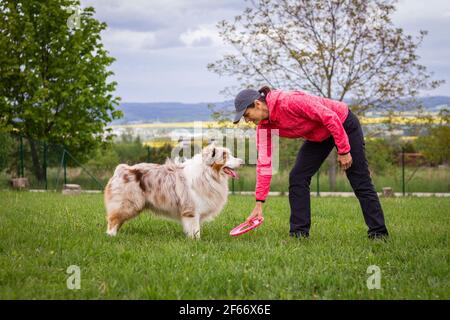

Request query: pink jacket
[{"left": 256, "top": 90, "right": 350, "bottom": 201}]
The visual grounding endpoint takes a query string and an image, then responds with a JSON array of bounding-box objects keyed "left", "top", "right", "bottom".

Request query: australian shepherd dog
[{"left": 104, "top": 143, "right": 243, "bottom": 239}]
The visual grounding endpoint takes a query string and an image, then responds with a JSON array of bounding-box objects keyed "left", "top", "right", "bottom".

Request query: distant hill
[
  {"left": 111, "top": 101, "right": 234, "bottom": 124},
  {"left": 415, "top": 96, "right": 450, "bottom": 111},
  {"left": 112, "top": 96, "right": 450, "bottom": 124}
]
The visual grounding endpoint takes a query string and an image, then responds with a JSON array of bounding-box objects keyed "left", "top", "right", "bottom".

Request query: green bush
[
  {"left": 415, "top": 126, "right": 450, "bottom": 165},
  {"left": 112, "top": 133, "right": 148, "bottom": 164},
  {"left": 85, "top": 146, "right": 120, "bottom": 176},
  {"left": 365, "top": 138, "right": 396, "bottom": 173},
  {"left": 148, "top": 143, "right": 174, "bottom": 164},
  {"left": 0, "top": 132, "right": 15, "bottom": 171}
]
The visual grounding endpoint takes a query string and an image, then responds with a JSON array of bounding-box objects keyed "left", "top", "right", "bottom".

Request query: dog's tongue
[{"left": 223, "top": 167, "right": 239, "bottom": 179}]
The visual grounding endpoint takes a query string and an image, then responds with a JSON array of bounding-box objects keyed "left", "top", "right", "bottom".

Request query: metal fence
[{"left": 1, "top": 134, "right": 449, "bottom": 194}]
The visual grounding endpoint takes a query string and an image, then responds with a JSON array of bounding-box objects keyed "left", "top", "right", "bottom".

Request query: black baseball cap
[{"left": 233, "top": 89, "right": 261, "bottom": 124}]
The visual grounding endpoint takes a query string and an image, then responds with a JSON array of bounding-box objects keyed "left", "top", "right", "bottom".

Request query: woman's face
[{"left": 243, "top": 100, "right": 268, "bottom": 125}]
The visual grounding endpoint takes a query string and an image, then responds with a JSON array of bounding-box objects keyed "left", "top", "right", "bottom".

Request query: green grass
[{"left": 0, "top": 191, "right": 449, "bottom": 299}]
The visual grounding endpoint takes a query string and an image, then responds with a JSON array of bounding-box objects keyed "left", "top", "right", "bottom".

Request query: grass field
[{"left": 0, "top": 191, "right": 448, "bottom": 299}]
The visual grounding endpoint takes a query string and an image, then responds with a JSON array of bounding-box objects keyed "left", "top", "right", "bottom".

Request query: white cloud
[
  {"left": 392, "top": 0, "right": 450, "bottom": 95},
  {"left": 80, "top": 0, "right": 450, "bottom": 102},
  {"left": 393, "top": 0, "right": 450, "bottom": 22},
  {"left": 102, "top": 29, "right": 157, "bottom": 51},
  {"left": 81, "top": 0, "right": 244, "bottom": 32},
  {"left": 179, "top": 24, "right": 222, "bottom": 47}
]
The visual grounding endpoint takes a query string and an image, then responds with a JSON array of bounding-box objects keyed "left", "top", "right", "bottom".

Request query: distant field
[
  {"left": 107, "top": 116, "right": 438, "bottom": 149},
  {"left": 108, "top": 115, "right": 443, "bottom": 130},
  {"left": 0, "top": 191, "right": 448, "bottom": 299}
]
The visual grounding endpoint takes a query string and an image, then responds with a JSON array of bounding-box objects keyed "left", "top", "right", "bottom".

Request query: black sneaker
[
  {"left": 289, "top": 231, "right": 309, "bottom": 239},
  {"left": 368, "top": 232, "right": 389, "bottom": 241}
]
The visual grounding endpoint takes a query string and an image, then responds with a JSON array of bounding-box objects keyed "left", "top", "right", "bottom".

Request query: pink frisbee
[{"left": 230, "top": 217, "right": 264, "bottom": 237}]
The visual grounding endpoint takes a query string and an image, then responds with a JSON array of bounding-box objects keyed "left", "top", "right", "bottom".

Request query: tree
[
  {"left": 112, "top": 132, "right": 148, "bottom": 165},
  {"left": 364, "top": 138, "right": 395, "bottom": 174},
  {"left": 208, "top": 0, "right": 443, "bottom": 190},
  {"left": 415, "top": 126, "right": 450, "bottom": 166},
  {"left": 0, "top": 131, "right": 15, "bottom": 171},
  {"left": 0, "top": 0, "right": 122, "bottom": 182}
]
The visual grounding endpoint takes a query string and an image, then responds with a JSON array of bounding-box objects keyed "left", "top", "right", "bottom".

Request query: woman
[{"left": 233, "top": 86, "right": 389, "bottom": 240}]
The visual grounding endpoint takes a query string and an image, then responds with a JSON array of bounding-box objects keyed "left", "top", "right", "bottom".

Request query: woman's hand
[
  {"left": 246, "top": 202, "right": 264, "bottom": 222},
  {"left": 338, "top": 152, "right": 353, "bottom": 170}
]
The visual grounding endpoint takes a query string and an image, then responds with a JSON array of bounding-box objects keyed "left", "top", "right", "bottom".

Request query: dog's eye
[{"left": 212, "top": 148, "right": 216, "bottom": 158}]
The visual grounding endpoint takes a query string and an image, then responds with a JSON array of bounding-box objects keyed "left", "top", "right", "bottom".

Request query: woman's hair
[
  {"left": 258, "top": 86, "right": 271, "bottom": 100},
  {"left": 247, "top": 86, "right": 271, "bottom": 109}
]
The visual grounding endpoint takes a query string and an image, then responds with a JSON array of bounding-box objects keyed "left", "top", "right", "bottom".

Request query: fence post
[
  {"left": 19, "top": 134, "right": 24, "bottom": 177},
  {"left": 63, "top": 150, "right": 67, "bottom": 185},
  {"left": 402, "top": 147, "right": 405, "bottom": 196},
  {"left": 17, "top": 136, "right": 20, "bottom": 178},
  {"left": 316, "top": 169, "right": 320, "bottom": 196},
  {"left": 43, "top": 142, "right": 48, "bottom": 190}
]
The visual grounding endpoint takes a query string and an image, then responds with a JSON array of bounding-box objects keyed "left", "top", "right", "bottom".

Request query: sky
[{"left": 80, "top": 0, "right": 450, "bottom": 103}]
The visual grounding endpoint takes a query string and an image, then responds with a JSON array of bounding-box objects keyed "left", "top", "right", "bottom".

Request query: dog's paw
[
  {"left": 106, "top": 228, "right": 117, "bottom": 237},
  {"left": 193, "top": 230, "right": 201, "bottom": 240},
  {"left": 184, "top": 230, "right": 201, "bottom": 240}
]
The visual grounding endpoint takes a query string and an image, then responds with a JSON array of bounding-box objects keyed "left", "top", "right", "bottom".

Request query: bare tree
[{"left": 208, "top": 0, "right": 443, "bottom": 190}]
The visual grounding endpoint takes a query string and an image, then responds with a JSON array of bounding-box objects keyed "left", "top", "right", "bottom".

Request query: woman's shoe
[
  {"left": 289, "top": 231, "right": 309, "bottom": 239},
  {"left": 368, "top": 232, "right": 389, "bottom": 241}
]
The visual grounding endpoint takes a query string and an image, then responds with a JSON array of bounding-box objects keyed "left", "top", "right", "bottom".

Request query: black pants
[{"left": 288, "top": 110, "right": 389, "bottom": 236}]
